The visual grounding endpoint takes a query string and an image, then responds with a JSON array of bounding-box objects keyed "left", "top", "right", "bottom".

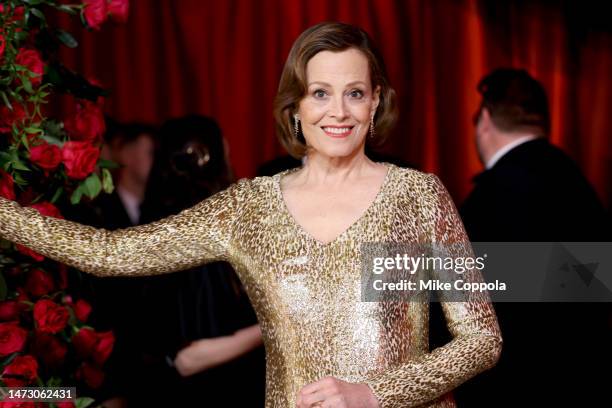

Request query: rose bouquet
[{"left": 0, "top": 1, "right": 129, "bottom": 407}]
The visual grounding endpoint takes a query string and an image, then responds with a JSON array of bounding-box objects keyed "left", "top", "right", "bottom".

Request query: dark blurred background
[{"left": 47, "top": 0, "right": 612, "bottom": 210}]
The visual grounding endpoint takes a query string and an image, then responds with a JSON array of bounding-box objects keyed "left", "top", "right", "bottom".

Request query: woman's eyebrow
[{"left": 307, "top": 81, "right": 367, "bottom": 87}]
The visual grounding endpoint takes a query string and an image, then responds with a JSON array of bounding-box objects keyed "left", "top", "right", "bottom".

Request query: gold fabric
[{"left": 0, "top": 163, "right": 501, "bottom": 407}]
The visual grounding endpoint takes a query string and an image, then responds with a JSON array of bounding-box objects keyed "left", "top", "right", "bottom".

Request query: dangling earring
[
  {"left": 294, "top": 114, "right": 300, "bottom": 138},
  {"left": 369, "top": 114, "right": 375, "bottom": 138}
]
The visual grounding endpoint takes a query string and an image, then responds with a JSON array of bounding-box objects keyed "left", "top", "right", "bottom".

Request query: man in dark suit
[{"left": 455, "top": 69, "right": 610, "bottom": 407}]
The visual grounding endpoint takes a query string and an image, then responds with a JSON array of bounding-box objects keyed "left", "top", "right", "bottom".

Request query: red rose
[
  {"left": 72, "top": 327, "right": 96, "bottom": 358},
  {"left": 0, "top": 31, "right": 5, "bottom": 60},
  {"left": 72, "top": 328, "right": 114, "bottom": 364},
  {"left": 75, "top": 361, "right": 104, "bottom": 389},
  {"left": 25, "top": 269, "right": 55, "bottom": 297},
  {"left": 0, "top": 402, "right": 38, "bottom": 408},
  {"left": 0, "top": 169, "right": 15, "bottom": 200},
  {"left": 92, "top": 330, "right": 114, "bottom": 364},
  {"left": 0, "top": 322, "right": 27, "bottom": 356},
  {"left": 83, "top": 0, "right": 107, "bottom": 30},
  {"left": 1, "top": 355, "right": 38, "bottom": 387},
  {"left": 64, "top": 101, "right": 106, "bottom": 142},
  {"left": 0, "top": 4, "right": 25, "bottom": 23},
  {"left": 29, "top": 141, "right": 62, "bottom": 170},
  {"left": 31, "top": 332, "right": 68, "bottom": 367},
  {"left": 15, "top": 244, "right": 44, "bottom": 262},
  {"left": 0, "top": 301, "right": 20, "bottom": 321},
  {"left": 15, "top": 48, "right": 44, "bottom": 88},
  {"left": 108, "top": 0, "right": 129, "bottom": 23},
  {"left": 74, "top": 299, "right": 92, "bottom": 322},
  {"left": 56, "top": 403, "right": 76, "bottom": 408},
  {"left": 61, "top": 141, "right": 100, "bottom": 180},
  {"left": 0, "top": 102, "right": 26, "bottom": 133},
  {"left": 30, "top": 201, "right": 64, "bottom": 219},
  {"left": 33, "top": 299, "right": 69, "bottom": 334}
]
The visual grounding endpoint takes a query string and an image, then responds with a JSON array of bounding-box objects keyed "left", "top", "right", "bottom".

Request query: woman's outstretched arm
[
  {"left": 0, "top": 179, "right": 250, "bottom": 277},
  {"left": 363, "top": 174, "right": 502, "bottom": 408}
]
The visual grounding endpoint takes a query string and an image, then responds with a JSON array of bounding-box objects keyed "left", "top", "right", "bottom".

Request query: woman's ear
[{"left": 371, "top": 85, "right": 381, "bottom": 115}]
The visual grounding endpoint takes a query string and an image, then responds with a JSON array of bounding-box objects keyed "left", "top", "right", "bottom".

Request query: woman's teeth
[{"left": 322, "top": 127, "right": 352, "bottom": 134}]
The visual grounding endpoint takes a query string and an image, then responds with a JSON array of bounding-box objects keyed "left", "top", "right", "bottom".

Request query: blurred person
[
  {"left": 60, "top": 122, "right": 157, "bottom": 407},
  {"left": 133, "top": 115, "right": 265, "bottom": 407},
  {"left": 457, "top": 68, "right": 610, "bottom": 407}
]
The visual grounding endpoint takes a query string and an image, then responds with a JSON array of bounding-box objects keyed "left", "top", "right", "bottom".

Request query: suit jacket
[
  {"left": 461, "top": 138, "right": 608, "bottom": 241},
  {"left": 455, "top": 138, "right": 611, "bottom": 407}
]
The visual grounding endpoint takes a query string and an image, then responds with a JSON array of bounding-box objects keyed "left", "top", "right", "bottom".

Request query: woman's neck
[{"left": 298, "top": 151, "right": 381, "bottom": 187}]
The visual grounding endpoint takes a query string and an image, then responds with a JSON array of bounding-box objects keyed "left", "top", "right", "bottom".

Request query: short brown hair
[
  {"left": 477, "top": 68, "right": 550, "bottom": 136},
  {"left": 273, "top": 22, "right": 398, "bottom": 158}
]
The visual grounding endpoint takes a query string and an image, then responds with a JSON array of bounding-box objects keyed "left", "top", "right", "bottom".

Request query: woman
[
  {"left": 131, "top": 115, "right": 265, "bottom": 406},
  {"left": 0, "top": 22, "right": 501, "bottom": 407}
]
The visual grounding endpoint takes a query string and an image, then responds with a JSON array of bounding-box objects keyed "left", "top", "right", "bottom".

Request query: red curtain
[{"left": 51, "top": 0, "right": 612, "bottom": 207}]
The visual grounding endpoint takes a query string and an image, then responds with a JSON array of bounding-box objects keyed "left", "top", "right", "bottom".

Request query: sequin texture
[{"left": 0, "top": 163, "right": 502, "bottom": 407}]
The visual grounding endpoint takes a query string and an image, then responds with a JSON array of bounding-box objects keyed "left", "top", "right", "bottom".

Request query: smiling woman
[{"left": 0, "top": 22, "right": 501, "bottom": 408}]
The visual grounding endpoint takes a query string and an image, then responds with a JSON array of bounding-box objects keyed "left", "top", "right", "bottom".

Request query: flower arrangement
[{"left": 0, "top": 1, "right": 129, "bottom": 407}]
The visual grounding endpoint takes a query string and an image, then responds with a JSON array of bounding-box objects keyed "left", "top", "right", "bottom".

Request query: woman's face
[{"left": 297, "top": 48, "right": 380, "bottom": 160}]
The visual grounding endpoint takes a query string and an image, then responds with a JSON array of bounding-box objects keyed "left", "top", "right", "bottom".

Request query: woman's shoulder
[
  {"left": 386, "top": 163, "right": 442, "bottom": 194},
  {"left": 223, "top": 167, "right": 297, "bottom": 200}
]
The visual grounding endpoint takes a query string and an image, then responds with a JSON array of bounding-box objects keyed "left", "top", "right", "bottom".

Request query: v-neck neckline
[{"left": 274, "top": 162, "right": 393, "bottom": 247}]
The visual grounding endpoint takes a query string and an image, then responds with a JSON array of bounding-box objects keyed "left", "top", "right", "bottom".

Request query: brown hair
[
  {"left": 273, "top": 22, "right": 398, "bottom": 158},
  {"left": 476, "top": 68, "right": 550, "bottom": 136}
]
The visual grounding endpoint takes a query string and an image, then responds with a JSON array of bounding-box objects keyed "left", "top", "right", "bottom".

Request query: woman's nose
[{"left": 328, "top": 95, "right": 348, "bottom": 120}]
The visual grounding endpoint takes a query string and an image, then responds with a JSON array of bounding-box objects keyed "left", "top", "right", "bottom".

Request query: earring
[
  {"left": 294, "top": 114, "right": 300, "bottom": 138},
  {"left": 369, "top": 115, "right": 375, "bottom": 138}
]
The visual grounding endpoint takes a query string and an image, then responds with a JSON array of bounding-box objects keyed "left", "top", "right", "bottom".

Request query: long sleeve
[
  {"left": 0, "top": 179, "right": 250, "bottom": 277},
  {"left": 364, "top": 174, "right": 502, "bottom": 407}
]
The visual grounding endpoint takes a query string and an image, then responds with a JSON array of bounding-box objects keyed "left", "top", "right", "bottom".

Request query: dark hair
[
  {"left": 140, "top": 115, "right": 233, "bottom": 221},
  {"left": 477, "top": 68, "right": 550, "bottom": 136},
  {"left": 105, "top": 121, "right": 158, "bottom": 153},
  {"left": 273, "top": 22, "right": 398, "bottom": 158}
]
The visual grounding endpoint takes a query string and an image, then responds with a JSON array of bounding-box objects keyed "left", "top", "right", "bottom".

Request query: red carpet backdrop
[{"left": 50, "top": 0, "right": 612, "bottom": 206}]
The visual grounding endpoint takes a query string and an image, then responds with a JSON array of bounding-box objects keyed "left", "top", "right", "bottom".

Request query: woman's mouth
[{"left": 321, "top": 126, "right": 354, "bottom": 138}]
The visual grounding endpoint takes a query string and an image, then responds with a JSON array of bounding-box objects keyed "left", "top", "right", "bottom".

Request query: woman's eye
[
  {"left": 348, "top": 89, "right": 364, "bottom": 98},
  {"left": 313, "top": 89, "right": 327, "bottom": 98}
]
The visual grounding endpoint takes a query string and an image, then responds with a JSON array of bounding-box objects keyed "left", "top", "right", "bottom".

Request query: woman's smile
[{"left": 321, "top": 125, "right": 355, "bottom": 138}]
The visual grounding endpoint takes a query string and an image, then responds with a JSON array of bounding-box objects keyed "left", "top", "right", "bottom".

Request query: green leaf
[
  {"left": 23, "top": 0, "right": 44, "bottom": 5},
  {"left": 0, "top": 272, "right": 7, "bottom": 301},
  {"left": 51, "top": 186, "right": 63, "bottom": 203},
  {"left": 22, "top": 76, "right": 33, "bottom": 94},
  {"left": 83, "top": 173, "right": 101, "bottom": 199},
  {"left": 56, "top": 29, "right": 78, "bottom": 48},
  {"left": 101, "top": 168, "right": 114, "bottom": 194},
  {"left": 12, "top": 160, "right": 31, "bottom": 172},
  {"left": 14, "top": 30, "right": 29, "bottom": 42},
  {"left": 0, "top": 91, "right": 13, "bottom": 110},
  {"left": 55, "top": 5, "right": 78, "bottom": 15},
  {"left": 75, "top": 397, "right": 95, "bottom": 408},
  {"left": 24, "top": 127, "right": 43, "bottom": 134},
  {"left": 12, "top": 172, "right": 27, "bottom": 186},
  {"left": 30, "top": 8, "right": 46, "bottom": 22},
  {"left": 40, "top": 134, "right": 63, "bottom": 147},
  {"left": 97, "top": 159, "right": 120, "bottom": 169},
  {"left": 0, "top": 152, "right": 12, "bottom": 168},
  {"left": 70, "top": 186, "right": 84, "bottom": 205}
]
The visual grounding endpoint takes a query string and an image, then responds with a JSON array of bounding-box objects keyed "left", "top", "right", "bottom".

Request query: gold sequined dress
[{"left": 0, "top": 163, "right": 501, "bottom": 408}]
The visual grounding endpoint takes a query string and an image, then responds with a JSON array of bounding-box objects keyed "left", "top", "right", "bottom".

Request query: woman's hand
[
  {"left": 296, "top": 376, "right": 380, "bottom": 408},
  {"left": 173, "top": 324, "right": 262, "bottom": 377}
]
